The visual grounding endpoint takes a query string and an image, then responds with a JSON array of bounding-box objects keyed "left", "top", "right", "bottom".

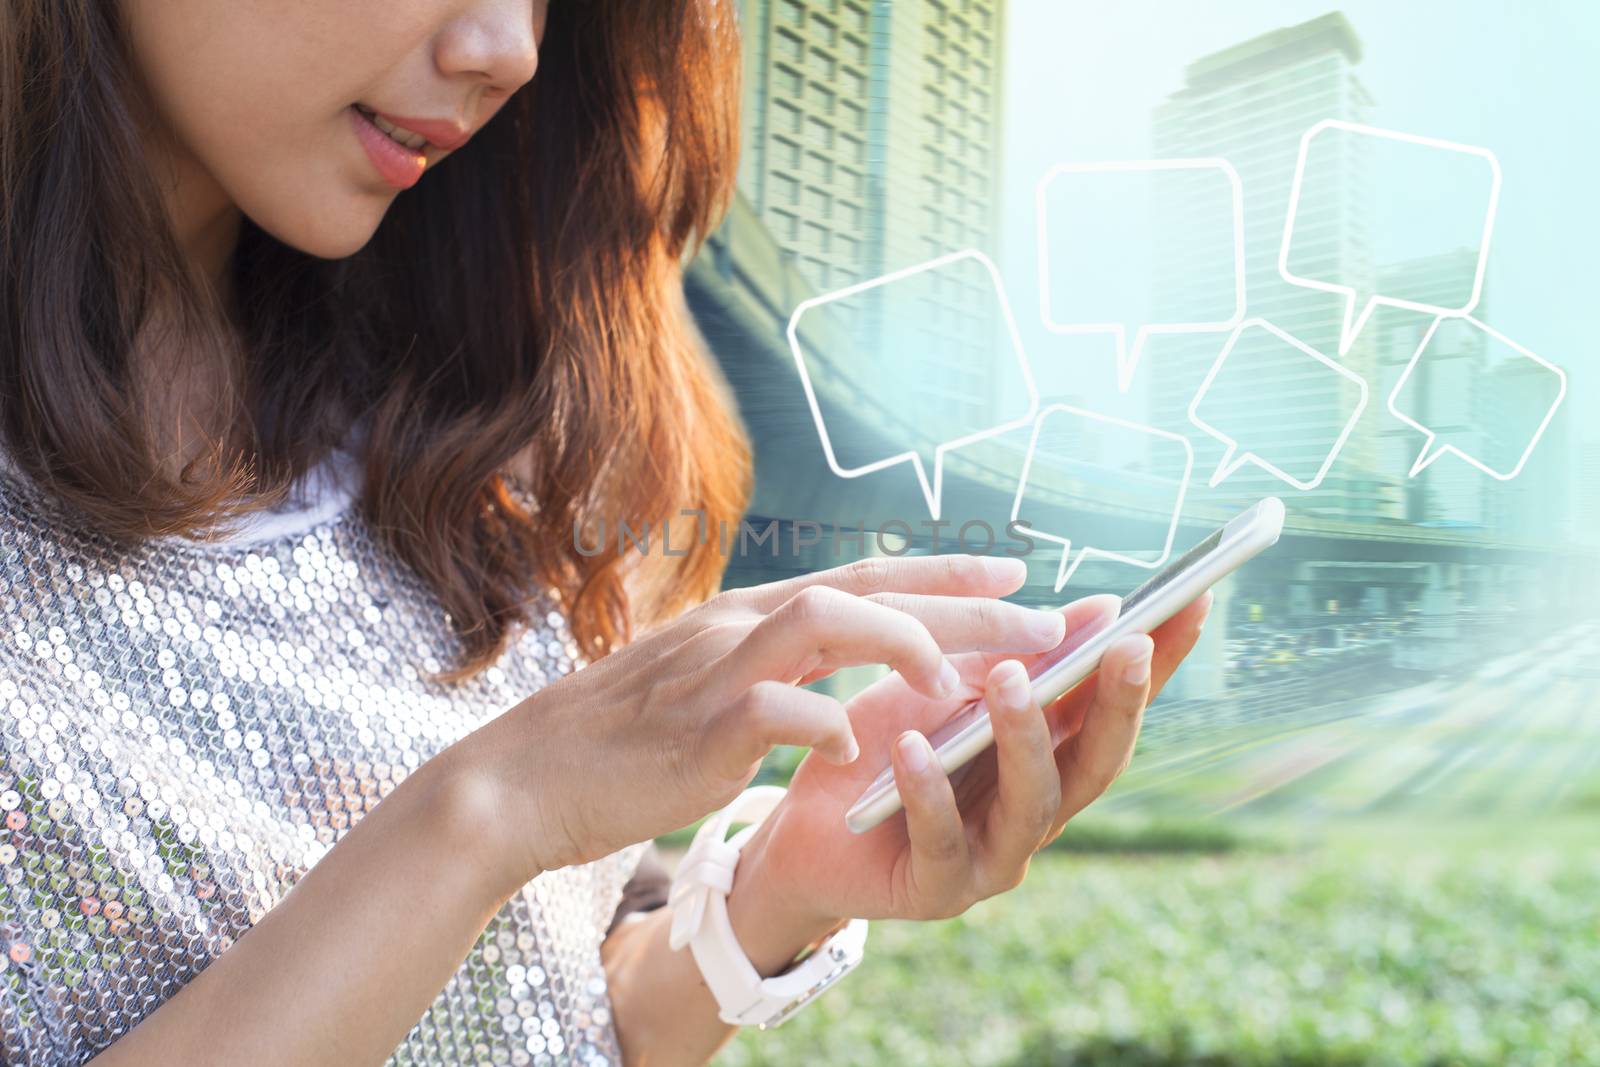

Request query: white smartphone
[{"left": 844, "top": 496, "right": 1286, "bottom": 834}]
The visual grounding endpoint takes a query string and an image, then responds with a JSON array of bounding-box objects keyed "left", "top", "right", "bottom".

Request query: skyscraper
[
  {"left": 1151, "top": 12, "right": 1384, "bottom": 521},
  {"left": 1491, "top": 361, "right": 1570, "bottom": 545},
  {"left": 734, "top": 0, "right": 1009, "bottom": 430},
  {"left": 1576, "top": 437, "right": 1600, "bottom": 549},
  {"left": 1373, "top": 250, "right": 1491, "bottom": 527}
]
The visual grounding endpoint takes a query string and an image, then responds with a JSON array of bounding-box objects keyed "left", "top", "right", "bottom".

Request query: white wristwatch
[{"left": 666, "top": 785, "right": 868, "bottom": 1029}]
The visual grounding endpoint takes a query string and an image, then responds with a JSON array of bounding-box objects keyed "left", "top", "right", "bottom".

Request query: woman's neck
[{"left": 140, "top": 129, "right": 251, "bottom": 479}]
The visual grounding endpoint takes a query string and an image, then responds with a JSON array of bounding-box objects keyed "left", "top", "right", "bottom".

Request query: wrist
[
  {"left": 722, "top": 825, "right": 846, "bottom": 977},
  {"left": 414, "top": 735, "right": 543, "bottom": 905}
]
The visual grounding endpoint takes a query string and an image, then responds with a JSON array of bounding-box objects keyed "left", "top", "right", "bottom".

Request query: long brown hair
[{"left": 0, "top": 2, "right": 751, "bottom": 681}]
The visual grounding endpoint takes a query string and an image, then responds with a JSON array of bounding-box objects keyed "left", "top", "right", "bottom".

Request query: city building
[
  {"left": 1490, "top": 359, "right": 1570, "bottom": 545},
  {"left": 1150, "top": 12, "right": 1386, "bottom": 521},
  {"left": 1577, "top": 437, "right": 1600, "bottom": 549},
  {"left": 734, "top": 0, "right": 1009, "bottom": 430},
  {"left": 1373, "top": 249, "right": 1490, "bottom": 528}
]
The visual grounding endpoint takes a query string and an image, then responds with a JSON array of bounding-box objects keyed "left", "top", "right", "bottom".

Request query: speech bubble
[
  {"left": 1389, "top": 315, "right": 1566, "bottom": 480},
  {"left": 1189, "top": 318, "right": 1369, "bottom": 491},
  {"left": 1036, "top": 158, "right": 1245, "bottom": 393},
  {"left": 1280, "top": 119, "right": 1502, "bottom": 357},
  {"left": 786, "top": 249, "right": 1037, "bottom": 520},
  {"left": 1011, "top": 404, "right": 1193, "bottom": 592}
]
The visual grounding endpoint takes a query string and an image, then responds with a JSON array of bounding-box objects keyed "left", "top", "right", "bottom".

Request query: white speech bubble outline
[
  {"left": 1010, "top": 404, "right": 1194, "bottom": 593},
  {"left": 785, "top": 248, "right": 1038, "bottom": 521},
  {"left": 1387, "top": 314, "right": 1567, "bottom": 481},
  {"left": 1279, "top": 119, "right": 1503, "bottom": 357},
  {"left": 1188, "top": 317, "right": 1370, "bottom": 492},
  {"left": 1035, "top": 158, "right": 1247, "bottom": 394}
]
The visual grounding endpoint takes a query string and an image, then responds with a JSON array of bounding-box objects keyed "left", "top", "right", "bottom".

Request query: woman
[{"left": 0, "top": 1, "right": 1211, "bottom": 1064}]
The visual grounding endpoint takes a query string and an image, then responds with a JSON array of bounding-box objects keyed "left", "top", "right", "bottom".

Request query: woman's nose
[{"left": 434, "top": 0, "right": 541, "bottom": 94}]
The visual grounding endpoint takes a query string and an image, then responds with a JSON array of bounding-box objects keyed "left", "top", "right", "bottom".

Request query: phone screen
[{"left": 1118, "top": 527, "right": 1224, "bottom": 616}]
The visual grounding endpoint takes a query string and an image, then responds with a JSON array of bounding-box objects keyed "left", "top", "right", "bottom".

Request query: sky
[{"left": 996, "top": 0, "right": 1600, "bottom": 474}]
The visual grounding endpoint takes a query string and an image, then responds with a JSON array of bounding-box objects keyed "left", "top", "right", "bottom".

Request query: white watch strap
[{"left": 667, "top": 785, "right": 868, "bottom": 1028}]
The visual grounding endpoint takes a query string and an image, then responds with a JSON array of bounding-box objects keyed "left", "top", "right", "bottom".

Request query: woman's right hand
[{"left": 455, "top": 554, "right": 1068, "bottom": 884}]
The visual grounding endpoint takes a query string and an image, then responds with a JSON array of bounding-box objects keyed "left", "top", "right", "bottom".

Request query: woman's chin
[{"left": 245, "top": 194, "right": 391, "bottom": 261}]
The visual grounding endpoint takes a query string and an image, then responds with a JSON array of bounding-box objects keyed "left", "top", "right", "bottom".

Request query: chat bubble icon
[
  {"left": 1036, "top": 159, "right": 1245, "bottom": 393},
  {"left": 1389, "top": 315, "right": 1566, "bottom": 480},
  {"left": 1011, "top": 404, "right": 1193, "bottom": 592},
  {"left": 1281, "top": 120, "right": 1501, "bottom": 356},
  {"left": 1189, "top": 318, "right": 1369, "bottom": 491},
  {"left": 786, "top": 249, "right": 1037, "bottom": 520}
]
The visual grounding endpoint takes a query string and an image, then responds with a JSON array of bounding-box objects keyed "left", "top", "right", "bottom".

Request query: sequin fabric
[{"left": 0, "top": 467, "right": 647, "bottom": 1065}]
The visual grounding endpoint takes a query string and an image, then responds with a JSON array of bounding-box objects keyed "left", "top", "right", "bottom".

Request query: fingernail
[
  {"left": 937, "top": 659, "right": 961, "bottom": 696},
  {"left": 843, "top": 733, "right": 860, "bottom": 763},
  {"left": 1029, "top": 610, "right": 1067, "bottom": 644},
  {"left": 899, "top": 730, "right": 930, "bottom": 773},
  {"left": 1196, "top": 589, "right": 1215, "bottom": 627},
  {"left": 997, "top": 661, "right": 1031, "bottom": 709},
  {"left": 1122, "top": 637, "right": 1154, "bottom": 686},
  {"left": 982, "top": 556, "right": 1026, "bottom": 583}
]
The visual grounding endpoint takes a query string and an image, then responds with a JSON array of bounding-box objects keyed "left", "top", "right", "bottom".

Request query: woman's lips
[{"left": 349, "top": 104, "right": 427, "bottom": 190}]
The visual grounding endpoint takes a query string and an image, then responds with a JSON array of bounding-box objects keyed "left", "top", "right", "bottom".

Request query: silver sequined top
[{"left": 0, "top": 452, "right": 647, "bottom": 1065}]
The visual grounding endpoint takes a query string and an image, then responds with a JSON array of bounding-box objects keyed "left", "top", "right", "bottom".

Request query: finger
[
  {"left": 740, "top": 553, "right": 1028, "bottom": 614},
  {"left": 893, "top": 730, "right": 973, "bottom": 920},
  {"left": 1042, "top": 588, "right": 1213, "bottom": 746},
  {"left": 1146, "top": 589, "right": 1213, "bottom": 704},
  {"left": 706, "top": 681, "right": 858, "bottom": 782},
  {"left": 973, "top": 660, "right": 1059, "bottom": 897},
  {"left": 961, "top": 593, "right": 1122, "bottom": 681},
  {"left": 865, "top": 593, "right": 1066, "bottom": 656},
  {"left": 791, "top": 589, "right": 1065, "bottom": 691},
  {"left": 1049, "top": 633, "right": 1154, "bottom": 837},
  {"left": 724, "top": 585, "right": 960, "bottom": 700}
]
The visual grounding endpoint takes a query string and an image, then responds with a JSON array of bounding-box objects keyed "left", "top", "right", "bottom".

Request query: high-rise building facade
[
  {"left": 1575, "top": 437, "right": 1600, "bottom": 549},
  {"left": 1151, "top": 13, "right": 1384, "bottom": 521},
  {"left": 1373, "top": 250, "right": 1490, "bottom": 527},
  {"left": 735, "top": 0, "right": 1009, "bottom": 430},
  {"left": 1490, "top": 361, "right": 1570, "bottom": 545}
]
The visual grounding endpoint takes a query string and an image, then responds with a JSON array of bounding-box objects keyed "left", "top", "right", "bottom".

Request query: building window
[
  {"left": 807, "top": 116, "right": 834, "bottom": 148},
  {"left": 775, "top": 100, "right": 802, "bottom": 134},
  {"left": 841, "top": 100, "right": 866, "bottom": 133},
  {"left": 804, "top": 221, "right": 830, "bottom": 252},
  {"left": 775, "top": 65, "right": 802, "bottom": 97},
  {"left": 804, "top": 186, "right": 832, "bottom": 219},
  {"left": 776, "top": 29, "right": 803, "bottom": 62},
  {"left": 779, "top": 0, "right": 804, "bottom": 28},
  {"left": 812, "top": 84, "right": 836, "bottom": 115},
  {"left": 769, "top": 208, "right": 800, "bottom": 240},
  {"left": 842, "top": 2, "right": 868, "bottom": 32},
  {"left": 808, "top": 48, "right": 836, "bottom": 80},
  {"left": 812, "top": 15, "right": 837, "bottom": 46},
  {"left": 806, "top": 151, "right": 833, "bottom": 182},
  {"left": 774, "top": 136, "right": 801, "bottom": 169}
]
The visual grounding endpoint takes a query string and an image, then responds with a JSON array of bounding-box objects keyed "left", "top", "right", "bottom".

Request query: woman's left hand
[{"left": 727, "top": 589, "right": 1212, "bottom": 938}]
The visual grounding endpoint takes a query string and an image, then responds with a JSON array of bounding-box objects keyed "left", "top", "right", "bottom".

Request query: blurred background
[{"left": 667, "top": 2, "right": 1600, "bottom": 1063}]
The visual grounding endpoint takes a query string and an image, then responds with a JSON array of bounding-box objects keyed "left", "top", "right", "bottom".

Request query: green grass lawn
[{"left": 712, "top": 817, "right": 1600, "bottom": 1067}]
